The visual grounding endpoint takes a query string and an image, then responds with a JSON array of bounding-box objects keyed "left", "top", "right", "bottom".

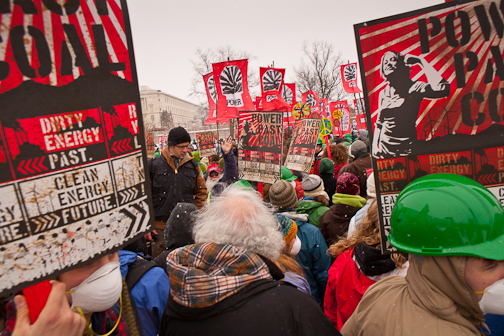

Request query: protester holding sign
[{"left": 3, "top": 253, "right": 140, "bottom": 336}]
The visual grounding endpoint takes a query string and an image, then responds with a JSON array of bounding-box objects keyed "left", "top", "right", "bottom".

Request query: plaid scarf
[{"left": 166, "top": 243, "right": 272, "bottom": 308}]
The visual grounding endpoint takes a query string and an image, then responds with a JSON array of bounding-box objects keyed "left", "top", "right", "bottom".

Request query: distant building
[{"left": 139, "top": 86, "right": 198, "bottom": 132}]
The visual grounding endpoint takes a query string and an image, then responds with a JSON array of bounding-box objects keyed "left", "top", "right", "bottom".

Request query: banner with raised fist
[{"left": 238, "top": 111, "right": 282, "bottom": 184}]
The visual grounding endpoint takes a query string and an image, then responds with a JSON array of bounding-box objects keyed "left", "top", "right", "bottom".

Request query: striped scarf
[{"left": 166, "top": 243, "right": 272, "bottom": 308}]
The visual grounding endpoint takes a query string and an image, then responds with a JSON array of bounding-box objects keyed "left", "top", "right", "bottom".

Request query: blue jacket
[
  {"left": 283, "top": 212, "right": 330, "bottom": 308},
  {"left": 119, "top": 251, "right": 170, "bottom": 336}
]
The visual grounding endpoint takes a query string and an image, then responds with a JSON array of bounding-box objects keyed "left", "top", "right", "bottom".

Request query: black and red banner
[
  {"left": 284, "top": 118, "right": 322, "bottom": 173},
  {"left": 238, "top": 111, "right": 282, "bottom": 184},
  {"left": 212, "top": 59, "right": 255, "bottom": 121},
  {"left": 355, "top": 0, "right": 504, "bottom": 252},
  {"left": 0, "top": 0, "right": 152, "bottom": 296}
]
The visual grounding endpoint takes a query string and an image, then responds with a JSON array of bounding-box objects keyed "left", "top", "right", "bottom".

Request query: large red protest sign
[
  {"left": 238, "top": 111, "right": 282, "bottom": 184},
  {"left": 212, "top": 59, "right": 255, "bottom": 120},
  {"left": 355, "top": 0, "right": 504, "bottom": 252},
  {"left": 330, "top": 101, "right": 351, "bottom": 136},
  {"left": 0, "top": 0, "right": 152, "bottom": 296},
  {"left": 260, "top": 67, "right": 290, "bottom": 111}
]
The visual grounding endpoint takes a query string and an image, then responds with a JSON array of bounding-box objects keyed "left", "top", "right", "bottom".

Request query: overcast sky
[{"left": 126, "top": 0, "right": 442, "bottom": 105}]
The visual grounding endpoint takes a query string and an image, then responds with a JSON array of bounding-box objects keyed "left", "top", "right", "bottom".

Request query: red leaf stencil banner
[
  {"left": 301, "top": 90, "right": 320, "bottom": 114},
  {"left": 355, "top": 0, "right": 504, "bottom": 252},
  {"left": 212, "top": 59, "right": 255, "bottom": 120},
  {"left": 341, "top": 63, "right": 362, "bottom": 94},
  {"left": 0, "top": 0, "right": 152, "bottom": 296},
  {"left": 330, "top": 101, "right": 352, "bottom": 136},
  {"left": 260, "top": 67, "right": 290, "bottom": 111},
  {"left": 203, "top": 72, "right": 218, "bottom": 124}
]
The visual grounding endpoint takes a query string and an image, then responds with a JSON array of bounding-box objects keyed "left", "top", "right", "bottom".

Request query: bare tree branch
[{"left": 294, "top": 41, "right": 349, "bottom": 102}]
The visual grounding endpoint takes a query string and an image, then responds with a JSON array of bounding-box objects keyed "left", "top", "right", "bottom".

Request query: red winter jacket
[
  {"left": 293, "top": 180, "right": 304, "bottom": 199},
  {"left": 323, "top": 248, "right": 376, "bottom": 331}
]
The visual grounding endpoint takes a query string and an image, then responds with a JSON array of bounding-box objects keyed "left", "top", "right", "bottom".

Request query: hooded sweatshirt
[{"left": 342, "top": 255, "right": 486, "bottom": 336}]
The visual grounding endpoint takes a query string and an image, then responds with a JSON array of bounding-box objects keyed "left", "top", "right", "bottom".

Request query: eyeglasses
[
  {"left": 176, "top": 144, "right": 190, "bottom": 149},
  {"left": 209, "top": 171, "right": 219, "bottom": 177}
]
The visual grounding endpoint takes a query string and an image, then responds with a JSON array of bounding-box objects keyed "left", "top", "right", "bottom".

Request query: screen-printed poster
[
  {"left": 0, "top": 0, "right": 153, "bottom": 295},
  {"left": 355, "top": 0, "right": 504, "bottom": 252},
  {"left": 284, "top": 118, "right": 322, "bottom": 173},
  {"left": 196, "top": 131, "right": 217, "bottom": 158},
  {"left": 238, "top": 111, "right": 282, "bottom": 184}
]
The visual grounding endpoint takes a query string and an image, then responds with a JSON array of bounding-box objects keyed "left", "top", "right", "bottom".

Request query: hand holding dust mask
[
  {"left": 475, "top": 277, "right": 504, "bottom": 315},
  {"left": 68, "top": 261, "right": 122, "bottom": 314}
]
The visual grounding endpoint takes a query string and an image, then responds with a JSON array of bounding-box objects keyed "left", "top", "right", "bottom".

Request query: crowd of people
[{"left": 2, "top": 126, "right": 504, "bottom": 336}]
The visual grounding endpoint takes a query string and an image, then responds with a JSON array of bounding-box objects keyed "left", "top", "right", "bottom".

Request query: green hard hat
[
  {"left": 317, "top": 137, "right": 323, "bottom": 145},
  {"left": 389, "top": 174, "right": 504, "bottom": 259},
  {"left": 281, "top": 167, "right": 297, "bottom": 181},
  {"left": 233, "top": 180, "right": 253, "bottom": 190}
]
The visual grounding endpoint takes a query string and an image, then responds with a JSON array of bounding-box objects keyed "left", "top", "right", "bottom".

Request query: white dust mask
[
  {"left": 68, "top": 261, "right": 122, "bottom": 314},
  {"left": 289, "top": 236, "right": 302, "bottom": 256},
  {"left": 475, "top": 277, "right": 504, "bottom": 315}
]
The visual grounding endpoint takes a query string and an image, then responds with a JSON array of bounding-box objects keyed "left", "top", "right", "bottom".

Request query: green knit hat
[{"left": 319, "top": 158, "right": 334, "bottom": 174}]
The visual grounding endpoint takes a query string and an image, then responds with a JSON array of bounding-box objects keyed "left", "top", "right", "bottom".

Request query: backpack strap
[{"left": 125, "top": 256, "right": 159, "bottom": 290}]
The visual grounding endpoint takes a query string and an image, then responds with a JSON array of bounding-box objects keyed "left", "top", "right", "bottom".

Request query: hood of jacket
[
  {"left": 406, "top": 255, "right": 485, "bottom": 328},
  {"left": 163, "top": 203, "right": 199, "bottom": 251},
  {"left": 332, "top": 193, "right": 366, "bottom": 208},
  {"left": 280, "top": 211, "right": 309, "bottom": 225},
  {"left": 297, "top": 200, "right": 325, "bottom": 213}
]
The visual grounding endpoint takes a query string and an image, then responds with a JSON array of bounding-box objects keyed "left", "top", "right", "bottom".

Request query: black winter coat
[
  {"left": 149, "top": 154, "right": 199, "bottom": 222},
  {"left": 159, "top": 265, "right": 341, "bottom": 336}
]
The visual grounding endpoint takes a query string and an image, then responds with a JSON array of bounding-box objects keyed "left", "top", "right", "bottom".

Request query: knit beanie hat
[
  {"left": 319, "top": 158, "right": 335, "bottom": 175},
  {"left": 281, "top": 166, "right": 297, "bottom": 181},
  {"left": 168, "top": 126, "right": 191, "bottom": 146},
  {"left": 351, "top": 140, "right": 367, "bottom": 157},
  {"left": 303, "top": 174, "right": 329, "bottom": 201},
  {"left": 302, "top": 174, "right": 323, "bottom": 192},
  {"left": 269, "top": 180, "right": 298, "bottom": 210},
  {"left": 366, "top": 172, "right": 376, "bottom": 198},
  {"left": 336, "top": 172, "right": 360, "bottom": 195},
  {"left": 274, "top": 214, "right": 298, "bottom": 248}
]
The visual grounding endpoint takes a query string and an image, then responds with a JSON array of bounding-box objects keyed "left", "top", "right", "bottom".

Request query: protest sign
[
  {"left": 284, "top": 118, "right": 322, "bottom": 173},
  {"left": 146, "top": 132, "right": 155, "bottom": 158},
  {"left": 238, "top": 111, "right": 282, "bottom": 184},
  {"left": 0, "top": 0, "right": 153, "bottom": 295},
  {"left": 355, "top": 0, "right": 504, "bottom": 252},
  {"left": 196, "top": 131, "right": 217, "bottom": 158}
]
